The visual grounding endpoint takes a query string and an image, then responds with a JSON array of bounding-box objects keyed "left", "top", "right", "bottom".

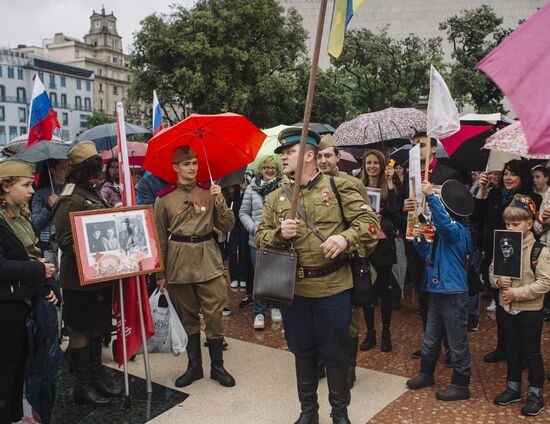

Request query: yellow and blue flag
[{"left": 327, "top": 0, "right": 366, "bottom": 59}]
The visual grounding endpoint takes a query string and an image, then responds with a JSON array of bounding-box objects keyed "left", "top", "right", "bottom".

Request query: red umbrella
[
  {"left": 100, "top": 142, "right": 148, "bottom": 167},
  {"left": 143, "top": 113, "right": 266, "bottom": 184}
]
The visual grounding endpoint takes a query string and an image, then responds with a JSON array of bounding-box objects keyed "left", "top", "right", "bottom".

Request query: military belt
[
  {"left": 170, "top": 233, "right": 213, "bottom": 243},
  {"left": 296, "top": 256, "right": 348, "bottom": 279}
]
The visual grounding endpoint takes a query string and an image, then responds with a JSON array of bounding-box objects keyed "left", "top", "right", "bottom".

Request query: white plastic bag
[
  {"left": 145, "top": 288, "right": 172, "bottom": 353},
  {"left": 164, "top": 290, "right": 188, "bottom": 356}
]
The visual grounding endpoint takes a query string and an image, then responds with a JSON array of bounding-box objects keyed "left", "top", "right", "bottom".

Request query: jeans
[
  {"left": 421, "top": 292, "right": 472, "bottom": 376},
  {"left": 228, "top": 223, "right": 253, "bottom": 289},
  {"left": 502, "top": 309, "right": 545, "bottom": 387},
  {"left": 468, "top": 293, "right": 480, "bottom": 316}
]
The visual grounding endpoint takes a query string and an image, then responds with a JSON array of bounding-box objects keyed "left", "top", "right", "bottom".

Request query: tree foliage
[
  {"left": 439, "top": 5, "right": 512, "bottom": 113},
  {"left": 86, "top": 111, "right": 115, "bottom": 129},
  {"left": 129, "top": 0, "right": 308, "bottom": 128}
]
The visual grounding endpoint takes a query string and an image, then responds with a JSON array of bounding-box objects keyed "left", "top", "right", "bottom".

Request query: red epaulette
[
  {"left": 157, "top": 184, "right": 177, "bottom": 197},
  {"left": 197, "top": 181, "right": 211, "bottom": 189}
]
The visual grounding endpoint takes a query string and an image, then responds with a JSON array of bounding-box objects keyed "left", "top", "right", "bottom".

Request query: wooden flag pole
[{"left": 289, "top": 0, "right": 329, "bottom": 218}]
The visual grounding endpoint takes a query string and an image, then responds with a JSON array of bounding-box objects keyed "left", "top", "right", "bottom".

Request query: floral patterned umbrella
[
  {"left": 483, "top": 121, "right": 550, "bottom": 160},
  {"left": 334, "top": 107, "right": 426, "bottom": 146}
]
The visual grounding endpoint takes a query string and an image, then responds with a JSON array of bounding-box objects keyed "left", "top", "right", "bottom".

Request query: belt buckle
[
  {"left": 190, "top": 235, "right": 197, "bottom": 243},
  {"left": 297, "top": 267, "right": 304, "bottom": 279}
]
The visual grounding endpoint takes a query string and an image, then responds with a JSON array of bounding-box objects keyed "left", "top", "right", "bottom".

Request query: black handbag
[
  {"left": 253, "top": 243, "right": 297, "bottom": 305},
  {"left": 329, "top": 177, "right": 376, "bottom": 307}
]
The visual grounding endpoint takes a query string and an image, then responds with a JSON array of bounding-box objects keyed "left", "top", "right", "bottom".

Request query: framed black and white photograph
[
  {"left": 493, "top": 230, "right": 523, "bottom": 279},
  {"left": 367, "top": 188, "right": 381, "bottom": 213}
]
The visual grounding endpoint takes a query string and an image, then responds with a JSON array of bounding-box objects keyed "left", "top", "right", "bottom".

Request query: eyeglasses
[{"left": 262, "top": 166, "right": 277, "bottom": 171}]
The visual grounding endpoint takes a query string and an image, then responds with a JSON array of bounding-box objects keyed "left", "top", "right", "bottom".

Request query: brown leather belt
[
  {"left": 297, "top": 257, "right": 348, "bottom": 279},
  {"left": 171, "top": 233, "right": 213, "bottom": 243}
]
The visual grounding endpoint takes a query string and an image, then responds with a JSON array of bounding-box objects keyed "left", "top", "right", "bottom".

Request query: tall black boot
[
  {"left": 175, "top": 333, "right": 203, "bottom": 387},
  {"left": 208, "top": 338, "right": 235, "bottom": 387},
  {"left": 406, "top": 359, "right": 436, "bottom": 390},
  {"left": 90, "top": 338, "right": 122, "bottom": 397},
  {"left": 70, "top": 346, "right": 111, "bottom": 407},
  {"left": 294, "top": 358, "right": 319, "bottom": 424},
  {"left": 326, "top": 364, "right": 351, "bottom": 424},
  {"left": 348, "top": 337, "right": 358, "bottom": 389},
  {"left": 436, "top": 370, "right": 470, "bottom": 401},
  {"left": 360, "top": 306, "right": 376, "bottom": 351},
  {"left": 381, "top": 324, "right": 392, "bottom": 352}
]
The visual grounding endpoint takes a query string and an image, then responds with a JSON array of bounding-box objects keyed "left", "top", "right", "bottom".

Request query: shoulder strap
[
  {"left": 329, "top": 176, "right": 349, "bottom": 228},
  {"left": 281, "top": 185, "right": 327, "bottom": 242},
  {"left": 530, "top": 241, "right": 545, "bottom": 273}
]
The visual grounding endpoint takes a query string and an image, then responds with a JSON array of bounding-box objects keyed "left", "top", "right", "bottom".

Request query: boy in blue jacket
[{"left": 406, "top": 180, "right": 475, "bottom": 401}]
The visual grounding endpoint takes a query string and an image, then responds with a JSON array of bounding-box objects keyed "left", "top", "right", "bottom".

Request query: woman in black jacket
[
  {"left": 359, "top": 149, "right": 403, "bottom": 352},
  {"left": 473, "top": 159, "right": 542, "bottom": 363},
  {"left": 0, "top": 159, "right": 58, "bottom": 424}
]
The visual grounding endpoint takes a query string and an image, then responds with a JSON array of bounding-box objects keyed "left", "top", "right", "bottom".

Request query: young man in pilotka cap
[
  {"left": 256, "top": 128, "right": 379, "bottom": 424},
  {"left": 154, "top": 145, "right": 236, "bottom": 388}
]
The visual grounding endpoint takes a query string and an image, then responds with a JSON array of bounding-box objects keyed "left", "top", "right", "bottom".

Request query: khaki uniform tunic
[
  {"left": 0, "top": 203, "right": 42, "bottom": 260},
  {"left": 255, "top": 173, "right": 379, "bottom": 299}
]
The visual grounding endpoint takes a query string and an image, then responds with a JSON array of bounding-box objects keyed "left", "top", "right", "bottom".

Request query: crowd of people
[{"left": 1, "top": 126, "right": 550, "bottom": 424}]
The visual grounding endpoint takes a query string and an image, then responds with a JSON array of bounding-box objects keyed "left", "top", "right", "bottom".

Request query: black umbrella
[
  {"left": 14, "top": 140, "right": 70, "bottom": 163},
  {"left": 77, "top": 123, "right": 151, "bottom": 152},
  {"left": 292, "top": 122, "right": 336, "bottom": 135},
  {"left": 390, "top": 142, "right": 448, "bottom": 167}
]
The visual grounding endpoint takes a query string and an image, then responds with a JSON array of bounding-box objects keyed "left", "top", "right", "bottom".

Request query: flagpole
[
  {"left": 118, "top": 278, "right": 130, "bottom": 398},
  {"left": 289, "top": 0, "right": 328, "bottom": 217}
]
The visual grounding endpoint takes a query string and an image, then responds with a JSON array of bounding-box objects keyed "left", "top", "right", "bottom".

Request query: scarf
[
  {"left": 251, "top": 176, "right": 282, "bottom": 197},
  {"left": 501, "top": 186, "right": 519, "bottom": 207}
]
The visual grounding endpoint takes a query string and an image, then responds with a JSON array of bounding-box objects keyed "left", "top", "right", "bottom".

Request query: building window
[
  {"left": 0, "top": 66, "right": 2, "bottom": 77},
  {"left": 60, "top": 76, "right": 66, "bottom": 87},
  {"left": 60, "top": 94, "right": 67, "bottom": 108},
  {"left": 113, "top": 86, "right": 118, "bottom": 95},
  {"left": 99, "top": 99, "right": 103, "bottom": 111},
  {"left": 19, "top": 127, "right": 26, "bottom": 135},
  {"left": 0, "top": 85, "right": 5, "bottom": 101},
  {"left": 75, "top": 96, "right": 82, "bottom": 110},
  {"left": 16, "top": 87, "right": 26, "bottom": 103},
  {"left": 108, "top": 21, "right": 113, "bottom": 29},
  {"left": 50, "top": 92, "right": 57, "bottom": 107},
  {"left": 80, "top": 114, "right": 89, "bottom": 128},
  {"left": 17, "top": 68, "right": 24, "bottom": 80},
  {"left": 0, "top": 106, "right": 4, "bottom": 121},
  {"left": 37, "top": 71, "right": 44, "bottom": 82},
  {"left": 113, "top": 56, "right": 118, "bottom": 63},
  {"left": 18, "top": 107, "right": 26, "bottom": 123},
  {"left": 84, "top": 98, "right": 91, "bottom": 111},
  {"left": 95, "top": 20, "right": 100, "bottom": 28},
  {"left": 86, "top": 80, "right": 91, "bottom": 91},
  {"left": 0, "top": 127, "right": 5, "bottom": 146},
  {"left": 61, "top": 129, "right": 69, "bottom": 140},
  {"left": 76, "top": 79, "right": 82, "bottom": 90},
  {"left": 62, "top": 112, "right": 69, "bottom": 126},
  {"left": 7, "top": 66, "right": 14, "bottom": 79},
  {"left": 9, "top": 126, "right": 18, "bottom": 141},
  {"left": 99, "top": 69, "right": 103, "bottom": 76},
  {"left": 49, "top": 74, "right": 55, "bottom": 89}
]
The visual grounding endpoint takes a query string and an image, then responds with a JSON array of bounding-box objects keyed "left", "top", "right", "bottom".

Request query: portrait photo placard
[
  {"left": 70, "top": 206, "right": 164, "bottom": 286},
  {"left": 493, "top": 230, "right": 523, "bottom": 279},
  {"left": 366, "top": 188, "right": 381, "bottom": 213}
]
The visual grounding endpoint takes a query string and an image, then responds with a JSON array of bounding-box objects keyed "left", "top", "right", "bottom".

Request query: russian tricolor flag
[
  {"left": 152, "top": 90, "right": 163, "bottom": 135},
  {"left": 28, "top": 75, "right": 60, "bottom": 147}
]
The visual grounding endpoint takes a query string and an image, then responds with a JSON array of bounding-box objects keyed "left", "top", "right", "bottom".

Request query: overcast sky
[{"left": 1, "top": 0, "right": 197, "bottom": 52}]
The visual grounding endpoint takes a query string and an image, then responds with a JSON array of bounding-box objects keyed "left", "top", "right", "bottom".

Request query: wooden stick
[{"left": 289, "top": 0, "right": 328, "bottom": 219}]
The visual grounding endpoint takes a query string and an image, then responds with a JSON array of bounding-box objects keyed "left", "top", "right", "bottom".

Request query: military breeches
[
  {"left": 167, "top": 275, "right": 227, "bottom": 340},
  {"left": 348, "top": 306, "right": 361, "bottom": 338}
]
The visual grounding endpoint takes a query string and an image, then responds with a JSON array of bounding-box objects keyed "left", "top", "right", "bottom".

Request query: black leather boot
[
  {"left": 406, "top": 359, "right": 436, "bottom": 390},
  {"left": 70, "top": 346, "right": 111, "bottom": 407},
  {"left": 436, "top": 370, "right": 470, "bottom": 401},
  {"left": 175, "top": 333, "right": 204, "bottom": 387},
  {"left": 348, "top": 337, "right": 358, "bottom": 389},
  {"left": 90, "top": 338, "right": 122, "bottom": 397},
  {"left": 208, "top": 338, "right": 235, "bottom": 387},
  {"left": 326, "top": 364, "right": 351, "bottom": 424},
  {"left": 359, "top": 331, "right": 376, "bottom": 351},
  {"left": 381, "top": 325, "right": 392, "bottom": 352},
  {"left": 294, "top": 358, "right": 319, "bottom": 424}
]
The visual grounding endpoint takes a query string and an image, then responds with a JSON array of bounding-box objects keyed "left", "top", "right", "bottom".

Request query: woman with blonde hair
[
  {"left": 359, "top": 149, "right": 403, "bottom": 352},
  {"left": 239, "top": 155, "right": 283, "bottom": 329}
]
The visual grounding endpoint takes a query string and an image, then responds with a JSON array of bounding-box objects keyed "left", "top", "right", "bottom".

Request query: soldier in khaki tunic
[
  {"left": 317, "top": 134, "right": 378, "bottom": 389},
  {"left": 256, "top": 128, "right": 379, "bottom": 424},
  {"left": 53, "top": 141, "right": 121, "bottom": 407},
  {"left": 155, "top": 145, "right": 235, "bottom": 388}
]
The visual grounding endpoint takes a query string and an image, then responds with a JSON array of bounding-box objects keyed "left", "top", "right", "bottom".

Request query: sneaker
[
  {"left": 467, "top": 315, "right": 479, "bottom": 332},
  {"left": 222, "top": 307, "right": 232, "bottom": 316},
  {"left": 271, "top": 308, "right": 282, "bottom": 323},
  {"left": 494, "top": 387, "right": 521, "bottom": 406},
  {"left": 253, "top": 314, "right": 265, "bottom": 330},
  {"left": 239, "top": 281, "right": 247, "bottom": 288},
  {"left": 239, "top": 294, "right": 253, "bottom": 308},
  {"left": 230, "top": 280, "right": 239, "bottom": 288},
  {"left": 522, "top": 391, "right": 544, "bottom": 416},
  {"left": 486, "top": 299, "right": 496, "bottom": 312}
]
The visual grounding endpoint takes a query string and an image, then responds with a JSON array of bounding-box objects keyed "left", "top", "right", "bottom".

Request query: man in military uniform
[
  {"left": 155, "top": 145, "right": 235, "bottom": 388},
  {"left": 256, "top": 128, "right": 379, "bottom": 424},
  {"left": 317, "top": 134, "right": 378, "bottom": 389}
]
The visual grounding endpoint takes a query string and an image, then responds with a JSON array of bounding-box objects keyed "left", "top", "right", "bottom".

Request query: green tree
[
  {"left": 86, "top": 111, "right": 115, "bottom": 128},
  {"left": 129, "top": 0, "right": 308, "bottom": 128},
  {"left": 439, "top": 5, "right": 512, "bottom": 113},
  {"left": 331, "top": 28, "right": 444, "bottom": 114}
]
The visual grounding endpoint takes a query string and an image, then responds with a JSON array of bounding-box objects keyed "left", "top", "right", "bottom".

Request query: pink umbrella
[
  {"left": 101, "top": 142, "right": 148, "bottom": 167},
  {"left": 338, "top": 150, "right": 360, "bottom": 174},
  {"left": 483, "top": 121, "right": 550, "bottom": 160}
]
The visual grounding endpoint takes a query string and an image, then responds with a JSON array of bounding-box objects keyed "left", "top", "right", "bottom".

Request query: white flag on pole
[{"left": 426, "top": 65, "right": 460, "bottom": 139}]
